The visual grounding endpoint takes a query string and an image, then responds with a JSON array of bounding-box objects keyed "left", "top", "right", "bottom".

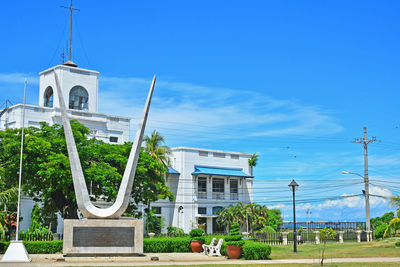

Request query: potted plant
[
  {"left": 225, "top": 222, "right": 245, "bottom": 259},
  {"left": 189, "top": 228, "right": 205, "bottom": 253}
]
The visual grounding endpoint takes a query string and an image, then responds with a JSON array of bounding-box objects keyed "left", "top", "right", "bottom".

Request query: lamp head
[
  {"left": 342, "top": 171, "right": 350, "bottom": 174},
  {"left": 288, "top": 179, "right": 299, "bottom": 191}
]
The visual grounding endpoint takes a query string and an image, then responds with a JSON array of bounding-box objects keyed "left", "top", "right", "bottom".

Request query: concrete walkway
[{"left": 1, "top": 253, "right": 400, "bottom": 266}]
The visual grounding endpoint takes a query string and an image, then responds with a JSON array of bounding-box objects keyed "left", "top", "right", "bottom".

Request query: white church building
[
  {"left": 0, "top": 61, "right": 254, "bottom": 235},
  {"left": 0, "top": 63, "right": 130, "bottom": 144}
]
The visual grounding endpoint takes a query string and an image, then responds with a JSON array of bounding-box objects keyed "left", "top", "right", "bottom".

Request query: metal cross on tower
[{"left": 61, "top": 0, "right": 80, "bottom": 62}]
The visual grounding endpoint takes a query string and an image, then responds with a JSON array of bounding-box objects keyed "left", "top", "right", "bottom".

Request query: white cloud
[
  {"left": 97, "top": 75, "right": 344, "bottom": 144},
  {"left": 0, "top": 73, "right": 39, "bottom": 85}
]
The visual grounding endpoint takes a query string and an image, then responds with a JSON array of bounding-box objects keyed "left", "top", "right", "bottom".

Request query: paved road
[{"left": 1, "top": 253, "right": 400, "bottom": 266}]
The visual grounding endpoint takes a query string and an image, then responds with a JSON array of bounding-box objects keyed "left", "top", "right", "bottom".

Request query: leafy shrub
[
  {"left": 0, "top": 242, "right": 9, "bottom": 253},
  {"left": 24, "top": 241, "right": 62, "bottom": 253},
  {"left": 189, "top": 228, "right": 205, "bottom": 242},
  {"left": 395, "top": 241, "right": 400, "bottom": 247},
  {"left": 144, "top": 237, "right": 191, "bottom": 252},
  {"left": 242, "top": 241, "right": 271, "bottom": 260},
  {"left": 225, "top": 222, "right": 244, "bottom": 247},
  {"left": 167, "top": 226, "right": 185, "bottom": 236},
  {"left": 0, "top": 241, "right": 62, "bottom": 254},
  {"left": 257, "top": 225, "right": 276, "bottom": 233},
  {"left": 374, "top": 223, "right": 388, "bottom": 239}
]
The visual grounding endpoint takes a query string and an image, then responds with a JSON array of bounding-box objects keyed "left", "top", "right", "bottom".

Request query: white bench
[
  {"left": 207, "top": 238, "right": 223, "bottom": 257},
  {"left": 202, "top": 237, "right": 216, "bottom": 255}
]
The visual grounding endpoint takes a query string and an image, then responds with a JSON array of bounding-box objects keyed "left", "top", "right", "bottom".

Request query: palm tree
[
  {"left": 143, "top": 130, "right": 172, "bottom": 168},
  {"left": 0, "top": 188, "right": 18, "bottom": 207},
  {"left": 143, "top": 130, "right": 172, "bottom": 233},
  {"left": 384, "top": 195, "right": 400, "bottom": 237},
  {"left": 248, "top": 153, "right": 259, "bottom": 176}
]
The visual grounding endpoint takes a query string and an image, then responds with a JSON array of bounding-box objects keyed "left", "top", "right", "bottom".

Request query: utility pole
[{"left": 352, "top": 126, "right": 378, "bottom": 232}]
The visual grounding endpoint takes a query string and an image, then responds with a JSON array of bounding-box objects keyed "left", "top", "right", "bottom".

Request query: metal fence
[
  {"left": 18, "top": 232, "right": 54, "bottom": 241},
  {"left": 281, "top": 221, "right": 365, "bottom": 231},
  {"left": 254, "top": 230, "right": 365, "bottom": 246},
  {"left": 255, "top": 232, "right": 283, "bottom": 245}
]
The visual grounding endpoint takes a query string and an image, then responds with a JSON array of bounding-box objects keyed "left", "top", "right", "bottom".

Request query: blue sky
[{"left": 1, "top": 0, "right": 400, "bottom": 222}]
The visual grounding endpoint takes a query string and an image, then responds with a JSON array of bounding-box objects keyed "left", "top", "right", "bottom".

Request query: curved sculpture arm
[{"left": 53, "top": 70, "right": 155, "bottom": 218}]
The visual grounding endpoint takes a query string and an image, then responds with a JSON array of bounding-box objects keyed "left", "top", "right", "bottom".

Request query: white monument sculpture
[{"left": 53, "top": 70, "right": 156, "bottom": 255}]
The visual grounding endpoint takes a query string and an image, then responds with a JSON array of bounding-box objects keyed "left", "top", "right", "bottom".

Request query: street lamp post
[
  {"left": 342, "top": 171, "right": 370, "bottom": 232},
  {"left": 289, "top": 179, "right": 299, "bottom": 253}
]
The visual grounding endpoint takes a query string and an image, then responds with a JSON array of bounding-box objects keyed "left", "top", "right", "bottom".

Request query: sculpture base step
[{"left": 63, "top": 218, "right": 143, "bottom": 256}]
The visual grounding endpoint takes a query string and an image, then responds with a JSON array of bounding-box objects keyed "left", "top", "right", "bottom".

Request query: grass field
[
  {"left": 130, "top": 264, "right": 400, "bottom": 267},
  {"left": 270, "top": 238, "right": 400, "bottom": 259}
]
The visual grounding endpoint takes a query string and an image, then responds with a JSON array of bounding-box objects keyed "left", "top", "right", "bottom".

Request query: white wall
[{"left": 0, "top": 104, "right": 130, "bottom": 144}]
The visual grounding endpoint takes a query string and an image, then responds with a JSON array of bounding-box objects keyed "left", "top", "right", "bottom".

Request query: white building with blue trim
[{"left": 151, "top": 147, "right": 254, "bottom": 234}]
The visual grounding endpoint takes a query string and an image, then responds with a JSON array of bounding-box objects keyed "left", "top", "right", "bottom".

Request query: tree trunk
[
  {"left": 51, "top": 189, "right": 79, "bottom": 219},
  {"left": 320, "top": 242, "right": 326, "bottom": 266}
]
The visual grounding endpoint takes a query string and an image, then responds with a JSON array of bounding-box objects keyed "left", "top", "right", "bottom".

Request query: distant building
[{"left": 149, "top": 147, "right": 253, "bottom": 234}]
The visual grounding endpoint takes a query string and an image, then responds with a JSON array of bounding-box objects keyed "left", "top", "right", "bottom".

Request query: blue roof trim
[
  {"left": 168, "top": 167, "right": 180, "bottom": 175},
  {"left": 191, "top": 165, "right": 253, "bottom": 178}
]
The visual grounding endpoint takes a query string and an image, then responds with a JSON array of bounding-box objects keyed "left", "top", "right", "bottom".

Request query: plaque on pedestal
[{"left": 63, "top": 219, "right": 143, "bottom": 256}]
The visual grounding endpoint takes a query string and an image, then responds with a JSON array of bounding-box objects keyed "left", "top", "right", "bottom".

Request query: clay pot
[
  {"left": 190, "top": 240, "right": 203, "bottom": 253},
  {"left": 227, "top": 245, "right": 242, "bottom": 259}
]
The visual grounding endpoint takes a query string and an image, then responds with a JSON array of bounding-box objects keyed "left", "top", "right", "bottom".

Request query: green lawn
[
  {"left": 270, "top": 239, "right": 400, "bottom": 259},
  {"left": 128, "top": 264, "right": 400, "bottom": 267}
]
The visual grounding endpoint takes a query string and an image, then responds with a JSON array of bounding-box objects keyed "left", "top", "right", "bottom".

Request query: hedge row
[
  {"left": 242, "top": 241, "right": 271, "bottom": 260},
  {"left": 0, "top": 238, "right": 271, "bottom": 260},
  {"left": 143, "top": 236, "right": 271, "bottom": 259},
  {"left": 0, "top": 241, "right": 63, "bottom": 254}
]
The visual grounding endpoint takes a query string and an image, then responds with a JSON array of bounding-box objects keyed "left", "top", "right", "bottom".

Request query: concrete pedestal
[{"left": 63, "top": 218, "right": 143, "bottom": 256}]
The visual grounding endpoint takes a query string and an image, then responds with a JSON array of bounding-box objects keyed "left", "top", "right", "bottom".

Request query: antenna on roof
[{"left": 61, "top": 0, "right": 80, "bottom": 67}]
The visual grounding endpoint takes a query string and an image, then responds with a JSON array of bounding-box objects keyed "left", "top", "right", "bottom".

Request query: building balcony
[
  {"left": 198, "top": 192, "right": 207, "bottom": 199},
  {"left": 212, "top": 192, "right": 225, "bottom": 200}
]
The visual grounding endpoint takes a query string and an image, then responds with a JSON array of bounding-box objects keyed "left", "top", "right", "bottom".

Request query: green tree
[
  {"left": 384, "top": 195, "right": 400, "bottom": 237},
  {"left": 371, "top": 212, "right": 394, "bottom": 229},
  {"left": 319, "top": 227, "right": 336, "bottom": 266},
  {"left": 0, "top": 122, "right": 174, "bottom": 222},
  {"left": 216, "top": 202, "right": 272, "bottom": 233},
  {"left": 266, "top": 209, "right": 283, "bottom": 230},
  {"left": 248, "top": 153, "right": 259, "bottom": 176}
]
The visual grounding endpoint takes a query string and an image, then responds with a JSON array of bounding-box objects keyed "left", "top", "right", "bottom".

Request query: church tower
[
  {"left": 38, "top": 0, "right": 98, "bottom": 113},
  {"left": 38, "top": 64, "right": 99, "bottom": 113}
]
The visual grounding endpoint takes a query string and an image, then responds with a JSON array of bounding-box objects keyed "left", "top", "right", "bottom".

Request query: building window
[
  {"left": 152, "top": 206, "right": 162, "bottom": 215},
  {"left": 69, "top": 86, "right": 89, "bottom": 111},
  {"left": 198, "top": 177, "right": 207, "bottom": 199},
  {"left": 199, "top": 151, "right": 208, "bottom": 157},
  {"left": 109, "top": 136, "right": 118, "bottom": 143},
  {"left": 230, "top": 179, "right": 238, "bottom": 200},
  {"left": 231, "top": 154, "right": 239, "bottom": 160},
  {"left": 212, "top": 178, "right": 224, "bottom": 200},
  {"left": 212, "top": 206, "right": 225, "bottom": 233},
  {"left": 198, "top": 207, "right": 207, "bottom": 215},
  {"left": 213, "top": 152, "right": 225, "bottom": 158},
  {"left": 212, "top": 206, "right": 223, "bottom": 215},
  {"left": 44, "top": 86, "right": 53, "bottom": 107}
]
